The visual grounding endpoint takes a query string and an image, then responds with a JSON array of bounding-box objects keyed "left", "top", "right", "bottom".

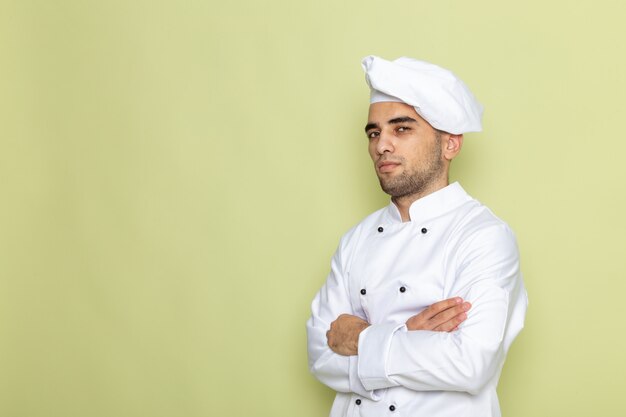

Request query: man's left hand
[{"left": 326, "top": 314, "right": 370, "bottom": 356}]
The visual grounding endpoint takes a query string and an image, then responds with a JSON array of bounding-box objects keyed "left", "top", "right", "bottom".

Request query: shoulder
[{"left": 452, "top": 201, "right": 519, "bottom": 264}]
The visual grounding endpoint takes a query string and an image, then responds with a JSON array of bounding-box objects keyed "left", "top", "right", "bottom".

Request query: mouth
[{"left": 377, "top": 160, "right": 401, "bottom": 173}]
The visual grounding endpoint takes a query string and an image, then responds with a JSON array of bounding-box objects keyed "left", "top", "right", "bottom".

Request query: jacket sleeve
[
  {"left": 357, "top": 224, "right": 528, "bottom": 395},
  {"left": 306, "top": 234, "right": 382, "bottom": 400}
]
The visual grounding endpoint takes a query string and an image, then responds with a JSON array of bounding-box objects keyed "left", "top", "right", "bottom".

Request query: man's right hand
[{"left": 405, "top": 297, "right": 471, "bottom": 332}]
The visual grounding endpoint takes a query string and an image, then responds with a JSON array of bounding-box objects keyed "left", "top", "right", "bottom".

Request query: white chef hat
[{"left": 362, "top": 55, "right": 484, "bottom": 134}]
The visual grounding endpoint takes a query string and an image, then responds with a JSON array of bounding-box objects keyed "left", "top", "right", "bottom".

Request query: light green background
[{"left": 1, "top": 0, "right": 625, "bottom": 416}]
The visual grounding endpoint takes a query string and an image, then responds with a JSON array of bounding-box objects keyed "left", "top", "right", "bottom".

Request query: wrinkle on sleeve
[{"left": 306, "top": 230, "right": 382, "bottom": 400}]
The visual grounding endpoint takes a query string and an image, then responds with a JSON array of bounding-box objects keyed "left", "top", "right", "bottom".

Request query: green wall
[{"left": 1, "top": 0, "right": 625, "bottom": 416}]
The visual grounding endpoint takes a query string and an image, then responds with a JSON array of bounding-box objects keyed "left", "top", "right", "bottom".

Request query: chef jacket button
[
  {"left": 399, "top": 286, "right": 406, "bottom": 293},
  {"left": 355, "top": 399, "right": 361, "bottom": 405},
  {"left": 360, "top": 289, "right": 366, "bottom": 295},
  {"left": 377, "top": 226, "right": 384, "bottom": 233},
  {"left": 389, "top": 405, "right": 396, "bottom": 411},
  {"left": 421, "top": 227, "right": 428, "bottom": 234}
]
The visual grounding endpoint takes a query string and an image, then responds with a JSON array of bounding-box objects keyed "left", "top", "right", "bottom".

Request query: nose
[{"left": 375, "top": 130, "right": 394, "bottom": 155}]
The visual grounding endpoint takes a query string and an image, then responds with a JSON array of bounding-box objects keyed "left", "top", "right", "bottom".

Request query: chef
[{"left": 306, "top": 55, "right": 528, "bottom": 417}]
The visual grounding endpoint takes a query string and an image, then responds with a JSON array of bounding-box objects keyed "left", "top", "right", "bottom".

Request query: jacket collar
[{"left": 386, "top": 182, "right": 472, "bottom": 224}]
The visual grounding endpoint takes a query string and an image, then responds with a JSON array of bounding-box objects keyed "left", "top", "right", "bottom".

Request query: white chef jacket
[{"left": 307, "top": 182, "right": 527, "bottom": 417}]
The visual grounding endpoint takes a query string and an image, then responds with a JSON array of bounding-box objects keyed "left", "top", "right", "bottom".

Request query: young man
[{"left": 307, "top": 56, "right": 528, "bottom": 417}]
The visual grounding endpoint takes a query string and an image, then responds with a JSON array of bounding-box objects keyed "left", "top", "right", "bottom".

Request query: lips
[{"left": 377, "top": 160, "right": 401, "bottom": 173}]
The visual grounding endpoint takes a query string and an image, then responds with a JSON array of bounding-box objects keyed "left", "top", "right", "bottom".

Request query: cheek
[{"left": 368, "top": 142, "right": 377, "bottom": 160}]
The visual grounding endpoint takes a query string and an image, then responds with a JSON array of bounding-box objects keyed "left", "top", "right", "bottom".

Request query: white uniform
[{"left": 307, "top": 182, "right": 528, "bottom": 417}]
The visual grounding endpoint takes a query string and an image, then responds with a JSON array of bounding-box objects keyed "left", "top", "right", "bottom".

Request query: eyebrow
[
  {"left": 364, "top": 122, "right": 379, "bottom": 132},
  {"left": 389, "top": 116, "right": 418, "bottom": 125},
  {"left": 364, "top": 116, "right": 418, "bottom": 132}
]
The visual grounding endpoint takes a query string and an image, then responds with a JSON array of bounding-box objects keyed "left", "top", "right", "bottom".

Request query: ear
[{"left": 442, "top": 134, "right": 463, "bottom": 161}]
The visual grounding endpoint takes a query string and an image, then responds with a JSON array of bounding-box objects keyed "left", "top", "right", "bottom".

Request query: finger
[
  {"left": 424, "top": 297, "right": 463, "bottom": 320},
  {"left": 406, "top": 298, "right": 464, "bottom": 330},
  {"left": 326, "top": 330, "right": 333, "bottom": 345},
  {"left": 428, "top": 302, "right": 471, "bottom": 329},
  {"left": 433, "top": 311, "right": 467, "bottom": 332}
]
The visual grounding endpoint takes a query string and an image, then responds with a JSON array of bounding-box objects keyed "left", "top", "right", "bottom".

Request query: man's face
[{"left": 365, "top": 102, "right": 445, "bottom": 199}]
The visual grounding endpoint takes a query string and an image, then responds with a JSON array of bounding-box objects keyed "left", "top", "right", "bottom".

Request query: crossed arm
[
  {"left": 326, "top": 297, "right": 472, "bottom": 356},
  {"left": 307, "top": 224, "right": 524, "bottom": 396}
]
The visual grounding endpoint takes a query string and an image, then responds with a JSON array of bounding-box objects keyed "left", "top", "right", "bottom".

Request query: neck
[{"left": 392, "top": 176, "right": 449, "bottom": 222}]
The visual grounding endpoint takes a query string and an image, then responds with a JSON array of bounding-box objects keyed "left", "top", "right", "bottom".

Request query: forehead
[{"left": 367, "top": 101, "right": 423, "bottom": 123}]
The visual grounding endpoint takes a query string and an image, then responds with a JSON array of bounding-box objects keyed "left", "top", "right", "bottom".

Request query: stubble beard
[{"left": 378, "top": 138, "right": 445, "bottom": 199}]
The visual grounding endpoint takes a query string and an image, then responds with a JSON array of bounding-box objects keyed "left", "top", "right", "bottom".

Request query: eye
[
  {"left": 396, "top": 126, "right": 411, "bottom": 133},
  {"left": 367, "top": 131, "right": 380, "bottom": 140}
]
